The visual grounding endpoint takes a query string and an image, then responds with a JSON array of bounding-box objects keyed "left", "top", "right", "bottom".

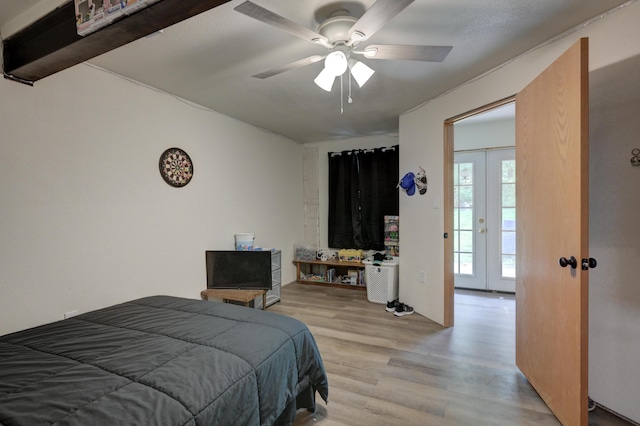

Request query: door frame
[{"left": 443, "top": 95, "right": 515, "bottom": 327}]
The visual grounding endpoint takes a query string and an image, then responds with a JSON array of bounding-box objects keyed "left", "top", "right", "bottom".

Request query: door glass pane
[
  {"left": 459, "top": 163, "right": 473, "bottom": 184},
  {"left": 459, "top": 186, "right": 473, "bottom": 207},
  {"left": 459, "top": 231, "right": 473, "bottom": 252},
  {"left": 502, "top": 208, "right": 516, "bottom": 230},
  {"left": 502, "top": 183, "right": 516, "bottom": 207},
  {"left": 459, "top": 208, "right": 473, "bottom": 230},
  {"left": 502, "top": 159, "right": 516, "bottom": 183},
  {"left": 454, "top": 161, "right": 474, "bottom": 277},
  {"left": 502, "top": 255, "right": 516, "bottom": 278},
  {"left": 502, "top": 231, "right": 516, "bottom": 254},
  {"left": 460, "top": 253, "right": 473, "bottom": 275}
]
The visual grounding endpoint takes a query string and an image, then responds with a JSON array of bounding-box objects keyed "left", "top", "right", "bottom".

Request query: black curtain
[
  {"left": 359, "top": 147, "right": 399, "bottom": 250},
  {"left": 328, "top": 151, "right": 359, "bottom": 248},
  {"left": 328, "top": 146, "right": 399, "bottom": 250}
]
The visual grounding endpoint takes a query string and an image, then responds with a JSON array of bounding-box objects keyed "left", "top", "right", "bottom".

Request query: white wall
[
  {"left": 454, "top": 118, "right": 515, "bottom": 151},
  {"left": 588, "top": 54, "right": 640, "bottom": 422},
  {"left": 0, "top": 64, "right": 303, "bottom": 336},
  {"left": 399, "top": 2, "right": 640, "bottom": 422}
]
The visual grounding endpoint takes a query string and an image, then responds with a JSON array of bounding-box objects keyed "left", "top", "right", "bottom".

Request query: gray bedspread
[{"left": 0, "top": 296, "right": 328, "bottom": 426}]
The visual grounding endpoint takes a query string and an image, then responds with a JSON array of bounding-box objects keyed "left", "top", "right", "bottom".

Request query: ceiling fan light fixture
[
  {"left": 314, "top": 67, "right": 336, "bottom": 91},
  {"left": 348, "top": 59, "right": 375, "bottom": 87},
  {"left": 324, "top": 51, "right": 348, "bottom": 76}
]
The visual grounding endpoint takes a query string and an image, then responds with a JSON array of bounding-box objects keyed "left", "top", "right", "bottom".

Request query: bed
[{"left": 0, "top": 295, "right": 328, "bottom": 426}]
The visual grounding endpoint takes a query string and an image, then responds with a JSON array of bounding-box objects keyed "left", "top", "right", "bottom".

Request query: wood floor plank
[{"left": 267, "top": 284, "right": 633, "bottom": 426}]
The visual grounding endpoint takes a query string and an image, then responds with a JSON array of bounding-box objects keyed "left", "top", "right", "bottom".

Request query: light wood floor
[{"left": 267, "top": 283, "right": 633, "bottom": 426}]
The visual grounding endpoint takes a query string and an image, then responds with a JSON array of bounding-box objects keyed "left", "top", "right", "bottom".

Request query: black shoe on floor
[
  {"left": 386, "top": 299, "right": 400, "bottom": 312},
  {"left": 394, "top": 302, "right": 414, "bottom": 317},
  {"left": 588, "top": 397, "right": 596, "bottom": 412}
]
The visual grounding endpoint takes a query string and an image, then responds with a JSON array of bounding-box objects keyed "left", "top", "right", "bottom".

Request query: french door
[{"left": 453, "top": 148, "right": 515, "bottom": 292}]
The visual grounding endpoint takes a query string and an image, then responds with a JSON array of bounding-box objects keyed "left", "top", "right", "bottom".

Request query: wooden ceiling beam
[{"left": 2, "top": 0, "right": 230, "bottom": 84}]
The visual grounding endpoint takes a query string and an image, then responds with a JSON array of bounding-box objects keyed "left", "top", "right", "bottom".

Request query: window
[{"left": 328, "top": 146, "right": 399, "bottom": 250}]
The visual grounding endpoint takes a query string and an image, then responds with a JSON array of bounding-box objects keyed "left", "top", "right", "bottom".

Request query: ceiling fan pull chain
[
  {"left": 340, "top": 74, "right": 344, "bottom": 114},
  {"left": 348, "top": 67, "right": 353, "bottom": 104}
]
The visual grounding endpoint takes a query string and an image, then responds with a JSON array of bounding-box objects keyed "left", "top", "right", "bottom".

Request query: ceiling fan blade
[
  {"left": 252, "top": 55, "right": 325, "bottom": 79},
  {"left": 358, "top": 45, "right": 452, "bottom": 62},
  {"left": 235, "top": 1, "right": 329, "bottom": 46},
  {"left": 348, "top": 0, "right": 414, "bottom": 42}
]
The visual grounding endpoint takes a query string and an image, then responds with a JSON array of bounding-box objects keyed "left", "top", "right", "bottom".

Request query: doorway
[
  {"left": 453, "top": 148, "right": 516, "bottom": 292},
  {"left": 443, "top": 96, "right": 515, "bottom": 326}
]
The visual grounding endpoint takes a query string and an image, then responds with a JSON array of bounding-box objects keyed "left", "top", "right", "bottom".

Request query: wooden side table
[{"left": 200, "top": 289, "right": 267, "bottom": 310}]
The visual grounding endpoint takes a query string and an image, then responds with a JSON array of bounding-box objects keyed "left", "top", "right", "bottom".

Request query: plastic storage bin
[
  {"left": 235, "top": 233, "right": 255, "bottom": 251},
  {"left": 363, "top": 259, "right": 399, "bottom": 304}
]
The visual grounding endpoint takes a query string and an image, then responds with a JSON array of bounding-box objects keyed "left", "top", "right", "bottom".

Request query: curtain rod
[{"left": 329, "top": 145, "right": 398, "bottom": 156}]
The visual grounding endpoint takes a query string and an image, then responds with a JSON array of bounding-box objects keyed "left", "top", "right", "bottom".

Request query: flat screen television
[{"left": 205, "top": 250, "right": 272, "bottom": 290}]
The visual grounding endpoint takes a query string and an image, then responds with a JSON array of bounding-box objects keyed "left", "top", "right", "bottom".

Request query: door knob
[
  {"left": 478, "top": 228, "right": 486, "bottom": 233},
  {"left": 582, "top": 258, "right": 597, "bottom": 270},
  {"left": 559, "top": 256, "right": 577, "bottom": 269}
]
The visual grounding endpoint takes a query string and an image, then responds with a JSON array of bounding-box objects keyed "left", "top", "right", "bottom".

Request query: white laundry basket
[{"left": 363, "top": 259, "right": 398, "bottom": 304}]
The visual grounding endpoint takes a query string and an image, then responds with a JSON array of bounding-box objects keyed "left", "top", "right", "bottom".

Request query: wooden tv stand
[{"left": 200, "top": 289, "right": 267, "bottom": 310}]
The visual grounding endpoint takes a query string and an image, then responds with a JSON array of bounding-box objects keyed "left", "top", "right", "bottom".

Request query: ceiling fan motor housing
[{"left": 317, "top": 10, "right": 358, "bottom": 46}]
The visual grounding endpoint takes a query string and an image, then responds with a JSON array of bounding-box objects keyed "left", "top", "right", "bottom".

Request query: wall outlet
[
  {"left": 64, "top": 310, "right": 78, "bottom": 319},
  {"left": 420, "top": 271, "right": 427, "bottom": 283}
]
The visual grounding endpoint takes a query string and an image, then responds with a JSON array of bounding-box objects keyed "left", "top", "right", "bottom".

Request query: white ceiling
[
  {"left": 0, "top": 0, "right": 633, "bottom": 143},
  {"left": 457, "top": 103, "right": 515, "bottom": 126},
  {"left": 0, "top": 0, "right": 42, "bottom": 20}
]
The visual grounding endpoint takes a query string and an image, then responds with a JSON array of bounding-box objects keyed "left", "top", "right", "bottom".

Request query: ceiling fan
[{"left": 234, "top": 0, "right": 453, "bottom": 93}]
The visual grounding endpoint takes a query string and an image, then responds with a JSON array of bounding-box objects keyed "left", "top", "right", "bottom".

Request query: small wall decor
[
  {"left": 398, "top": 172, "right": 416, "bottom": 196},
  {"left": 415, "top": 167, "right": 428, "bottom": 195},
  {"left": 159, "top": 147, "right": 194, "bottom": 187},
  {"left": 398, "top": 167, "right": 428, "bottom": 196},
  {"left": 631, "top": 148, "right": 640, "bottom": 167}
]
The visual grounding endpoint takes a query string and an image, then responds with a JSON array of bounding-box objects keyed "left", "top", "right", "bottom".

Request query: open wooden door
[{"left": 515, "top": 38, "right": 589, "bottom": 426}]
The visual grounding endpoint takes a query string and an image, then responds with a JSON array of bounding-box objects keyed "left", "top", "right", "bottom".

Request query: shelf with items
[{"left": 293, "top": 259, "right": 366, "bottom": 290}]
